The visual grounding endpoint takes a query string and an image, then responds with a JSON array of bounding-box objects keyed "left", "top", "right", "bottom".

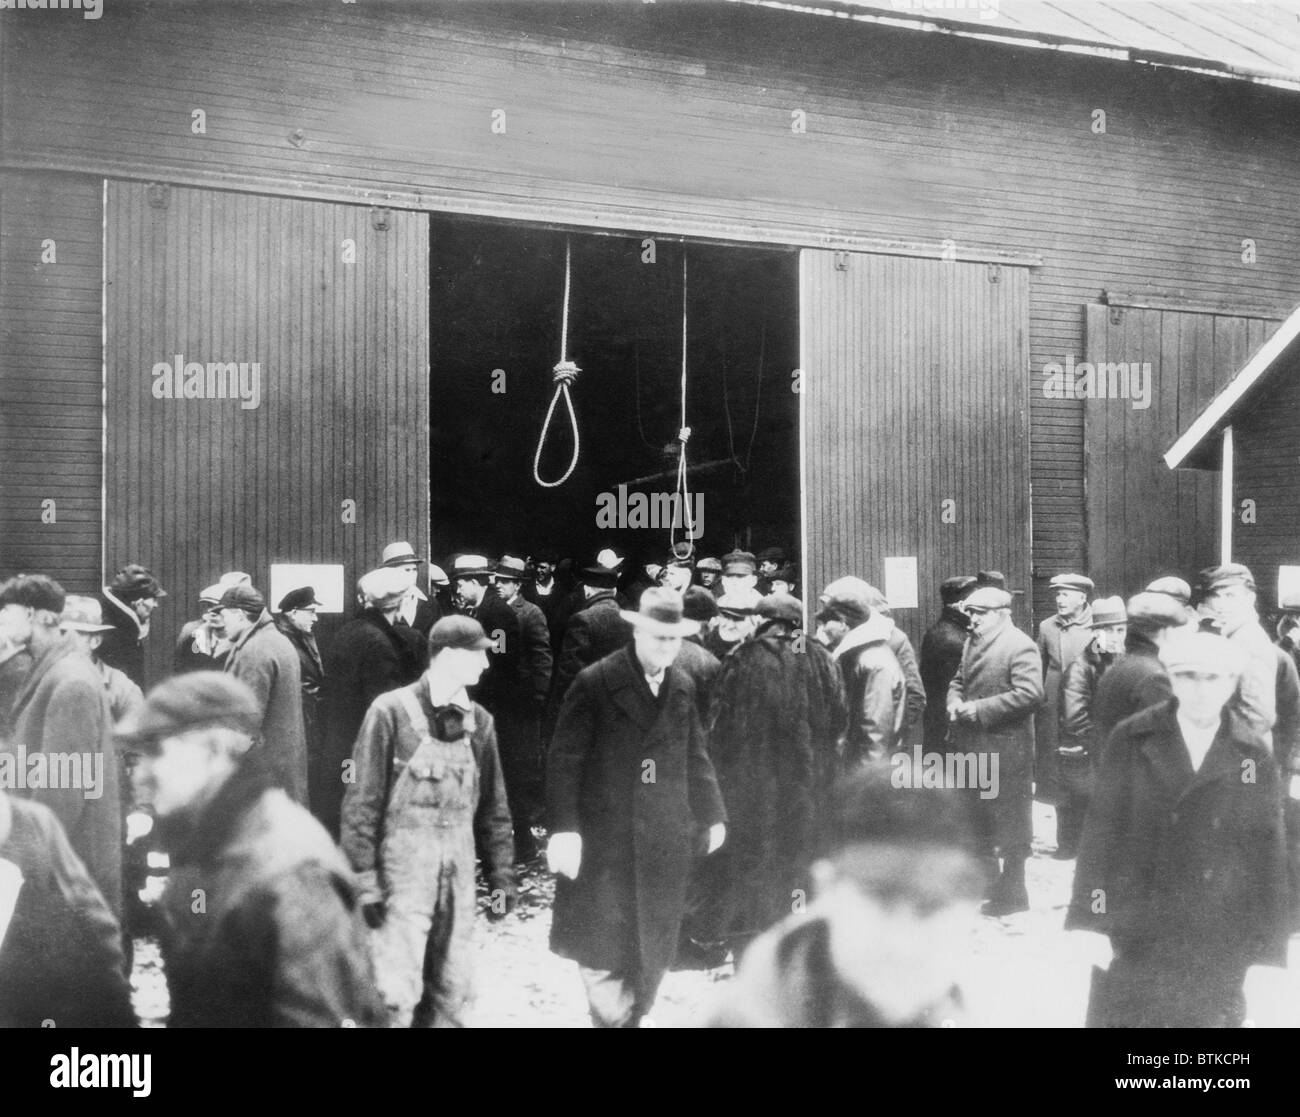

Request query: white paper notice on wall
[
  {"left": 1279, "top": 566, "right": 1300, "bottom": 611},
  {"left": 883, "top": 556, "right": 919, "bottom": 610},
  {"left": 269, "top": 564, "right": 346, "bottom": 613}
]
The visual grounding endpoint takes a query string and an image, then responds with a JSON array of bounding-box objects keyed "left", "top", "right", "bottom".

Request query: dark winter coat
[
  {"left": 947, "top": 619, "right": 1043, "bottom": 856},
  {"left": 506, "top": 593, "right": 553, "bottom": 707},
  {"left": 547, "top": 645, "right": 726, "bottom": 996},
  {"left": 95, "top": 589, "right": 148, "bottom": 689},
  {"left": 1091, "top": 630, "right": 1172, "bottom": 751},
  {"left": 549, "top": 591, "right": 632, "bottom": 714},
  {"left": 693, "top": 631, "right": 846, "bottom": 940},
  {"left": 673, "top": 637, "right": 720, "bottom": 722},
  {"left": 1060, "top": 643, "right": 1117, "bottom": 755},
  {"left": 1067, "top": 702, "right": 1288, "bottom": 1027},
  {"left": 274, "top": 615, "right": 326, "bottom": 783},
  {"left": 1272, "top": 647, "right": 1300, "bottom": 774},
  {"left": 523, "top": 579, "right": 566, "bottom": 650},
  {"left": 224, "top": 611, "right": 308, "bottom": 804},
  {"left": 458, "top": 590, "right": 526, "bottom": 717},
  {"left": 318, "top": 608, "right": 427, "bottom": 835},
  {"left": 0, "top": 794, "right": 135, "bottom": 1028},
  {"left": 920, "top": 606, "right": 970, "bottom": 753},
  {"left": 5, "top": 634, "right": 122, "bottom": 918},
  {"left": 1036, "top": 610, "right": 1093, "bottom": 794},
  {"left": 159, "top": 754, "right": 385, "bottom": 1027},
  {"left": 887, "top": 624, "right": 926, "bottom": 745},
  {"left": 0, "top": 648, "right": 32, "bottom": 737}
]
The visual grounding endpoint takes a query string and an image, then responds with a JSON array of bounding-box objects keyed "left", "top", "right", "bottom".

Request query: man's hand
[
  {"left": 950, "top": 701, "right": 978, "bottom": 724},
  {"left": 706, "top": 823, "right": 726, "bottom": 854},
  {"left": 547, "top": 832, "right": 582, "bottom": 879},
  {"left": 362, "top": 901, "right": 386, "bottom": 930}
]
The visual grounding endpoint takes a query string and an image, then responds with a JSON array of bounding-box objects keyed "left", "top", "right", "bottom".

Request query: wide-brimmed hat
[
  {"left": 428, "top": 564, "right": 449, "bottom": 588},
  {"left": 116, "top": 671, "right": 261, "bottom": 750},
  {"left": 719, "top": 587, "right": 765, "bottom": 620},
  {"left": 494, "top": 555, "right": 528, "bottom": 580},
  {"left": 110, "top": 564, "right": 167, "bottom": 602},
  {"left": 450, "top": 554, "right": 494, "bottom": 580},
  {"left": 60, "top": 595, "right": 116, "bottom": 634},
  {"left": 1086, "top": 596, "right": 1126, "bottom": 628},
  {"left": 620, "top": 586, "right": 700, "bottom": 637},
  {"left": 581, "top": 551, "right": 623, "bottom": 588},
  {"left": 381, "top": 541, "right": 419, "bottom": 568}
]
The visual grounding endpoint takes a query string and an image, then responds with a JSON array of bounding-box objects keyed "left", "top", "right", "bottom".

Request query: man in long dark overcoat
[
  {"left": 947, "top": 584, "right": 1043, "bottom": 916},
  {"left": 546, "top": 588, "right": 727, "bottom": 1027},
  {"left": 1067, "top": 631, "right": 1289, "bottom": 1027},
  {"left": 920, "top": 575, "right": 975, "bottom": 755}
]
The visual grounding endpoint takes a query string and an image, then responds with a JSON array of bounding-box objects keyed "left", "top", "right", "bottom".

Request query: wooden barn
[
  {"left": 1166, "top": 300, "right": 1300, "bottom": 617},
  {"left": 3, "top": 0, "right": 1300, "bottom": 682}
]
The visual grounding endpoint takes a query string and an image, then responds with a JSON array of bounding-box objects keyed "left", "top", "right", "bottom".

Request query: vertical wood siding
[
  {"left": 104, "top": 182, "right": 428, "bottom": 686},
  {"left": 802, "top": 251, "right": 1032, "bottom": 649},
  {"left": 1083, "top": 305, "right": 1276, "bottom": 597},
  {"left": 0, "top": 171, "right": 103, "bottom": 590},
  {"left": 1233, "top": 366, "right": 1300, "bottom": 614}
]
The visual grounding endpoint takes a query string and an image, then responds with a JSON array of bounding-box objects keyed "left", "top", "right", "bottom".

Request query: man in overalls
[{"left": 341, "top": 616, "right": 516, "bottom": 1028}]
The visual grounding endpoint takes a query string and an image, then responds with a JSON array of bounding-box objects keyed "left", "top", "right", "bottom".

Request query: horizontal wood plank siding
[
  {"left": 0, "top": 171, "right": 103, "bottom": 590},
  {"left": 105, "top": 182, "right": 428, "bottom": 687}
]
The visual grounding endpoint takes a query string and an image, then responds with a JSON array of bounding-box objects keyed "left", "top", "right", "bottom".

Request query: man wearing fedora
[
  {"left": 1067, "top": 632, "right": 1288, "bottom": 1027},
  {"left": 219, "top": 583, "right": 308, "bottom": 806},
  {"left": 382, "top": 541, "right": 440, "bottom": 638},
  {"left": 550, "top": 553, "right": 633, "bottom": 715},
  {"left": 0, "top": 575, "right": 124, "bottom": 920},
  {"left": 60, "top": 595, "right": 145, "bottom": 725},
  {"left": 319, "top": 568, "right": 427, "bottom": 837},
  {"left": 121, "top": 671, "right": 384, "bottom": 1027},
  {"left": 1036, "top": 573, "right": 1094, "bottom": 809},
  {"left": 96, "top": 563, "right": 167, "bottom": 689},
  {"left": 547, "top": 588, "right": 727, "bottom": 1027},
  {"left": 342, "top": 616, "right": 516, "bottom": 1028},
  {"left": 1056, "top": 596, "right": 1126, "bottom": 859},
  {"left": 948, "top": 584, "right": 1043, "bottom": 916},
  {"left": 755, "top": 547, "right": 785, "bottom": 596},
  {"left": 492, "top": 555, "right": 552, "bottom": 861}
]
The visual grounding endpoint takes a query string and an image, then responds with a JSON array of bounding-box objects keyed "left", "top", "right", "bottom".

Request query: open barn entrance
[{"left": 429, "top": 217, "right": 799, "bottom": 578}]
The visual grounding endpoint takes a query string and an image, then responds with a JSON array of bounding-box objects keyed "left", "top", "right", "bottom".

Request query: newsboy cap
[
  {"left": 1125, "top": 591, "right": 1188, "bottom": 631},
  {"left": 0, "top": 574, "right": 66, "bottom": 614},
  {"left": 1145, "top": 576, "right": 1192, "bottom": 606},
  {"left": 427, "top": 615, "right": 495, "bottom": 655},
  {"left": 1049, "top": 573, "right": 1095, "bottom": 595},
  {"left": 963, "top": 586, "right": 1012, "bottom": 611},
  {"left": 219, "top": 584, "right": 266, "bottom": 617},
  {"left": 757, "top": 592, "right": 803, "bottom": 627},
  {"left": 358, "top": 567, "right": 409, "bottom": 609},
  {"left": 277, "top": 586, "right": 322, "bottom": 613},
  {"left": 696, "top": 556, "right": 722, "bottom": 573},
  {"left": 1199, "top": 563, "right": 1256, "bottom": 595},
  {"left": 722, "top": 550, "right": 757, "bottom": 576},
  {"left": 116, "top": 671, "right": 261, "bottom": 749},
  {"left": 817, "top": 577, "right": 874, "bottom": 629},
  {"left": 1158, "top": 631, "right": 1245, "bottom": 678}
]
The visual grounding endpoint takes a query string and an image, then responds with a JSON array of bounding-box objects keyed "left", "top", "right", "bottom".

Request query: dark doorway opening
[{"left": 428, "top": 217, "right": 800, "bottom": 573}]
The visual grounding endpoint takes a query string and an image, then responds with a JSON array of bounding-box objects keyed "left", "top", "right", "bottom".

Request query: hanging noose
[
  {"left": 670, "top": 251, "right": 695, "bottom": 552},
  {"left": 532, "top": 238, "right": 582, "bottom": 489}
]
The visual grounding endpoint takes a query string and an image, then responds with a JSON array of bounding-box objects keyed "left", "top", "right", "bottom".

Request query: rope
[
  {"left": 532, "top": 238, "right": 582, "bottom": 488},
  {"left": 671, "top": 251, "right": 695, "bottom": 550}
]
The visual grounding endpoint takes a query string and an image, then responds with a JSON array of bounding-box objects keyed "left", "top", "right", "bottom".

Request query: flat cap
[
  {"left": 964, "top": 586, "right": 1012, "bottom": 611},
  {"left": 1145, "top": 576, "right": 1192, "bottom": 606},
  {"left": 696, "top": 556, "right": 722, "bottom": 573},
  {"left": 1125, "top": 591, "right": 1188, "bottom": 630},
  {"left": 0, "top": 574, "right": 66, "bottom": 614},
  {"left": 358, "top": 567, "right": 409, "bottom": 609},
  {"left": 1049, "top": 573, "right": 1095, "bottom": 595},
  {"left": 816, "top": 577, "right": 875, "bottom": 628},
  {"left": 1199, "top": 563, "right": 1255, "bottom": 594},
  {"left": 718, "top": 588, "right": 764, "bottom": 618},
  {"left": 722, "top": 550, "right": 757, "bottom": 576},
  {"left": 428, "top": 615, "right": 494, "bottom": 654},
  {"left": 219, "top": 584, "right": 266, "bottom": 615},
  {"left": 757, "top": 592, "right": 803, "bottom": 627},
  {"left": 116, "top": 671, "right": 261, "bottom": 749}
]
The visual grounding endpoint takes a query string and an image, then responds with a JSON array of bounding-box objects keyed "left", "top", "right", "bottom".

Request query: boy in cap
[
  {"left": 220, "top": 583, "right": 308, "bottom": 805},
  {"left": 342, "top": 616, "right": 516, "bottom": 1028},
  {"left": 547, "top": 588, "right": 726, "bottom": 1027},
  {"left": 121, "top": 672, "right": 383, "bottom": 1027},
  {"left": 97, "top": 563, "right": 167, "bottom": 688},
  {"left": 695, "top": 556, "right": 723, "bottom": 597},
  {"left": 0, "top": 575, "right": 123, "bottom": 919},
  {"left": 1036, "top": 573, "right": 1094, "bottom": 809},
  {"left": 948, "top": 584, "right": 1043, "bottom": 916},
  {"left": 1055, "top": 596, "right": 1126, "bottom": 859},
  {"left": 1068, "top": 632, "right": 1289, "bottom": 1027}
]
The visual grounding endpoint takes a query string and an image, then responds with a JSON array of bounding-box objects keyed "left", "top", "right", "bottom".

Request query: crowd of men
[{"left": 1, "top": 542, "right": 1298, "bottom": 1028}]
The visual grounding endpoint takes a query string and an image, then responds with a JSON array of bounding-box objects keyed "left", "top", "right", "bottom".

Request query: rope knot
[
  {"left": 677, "top": 426, "right": 692, "bottom": 443},
  {"left": 552, "top": 360, "right": 581, "bottom": 387}
]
